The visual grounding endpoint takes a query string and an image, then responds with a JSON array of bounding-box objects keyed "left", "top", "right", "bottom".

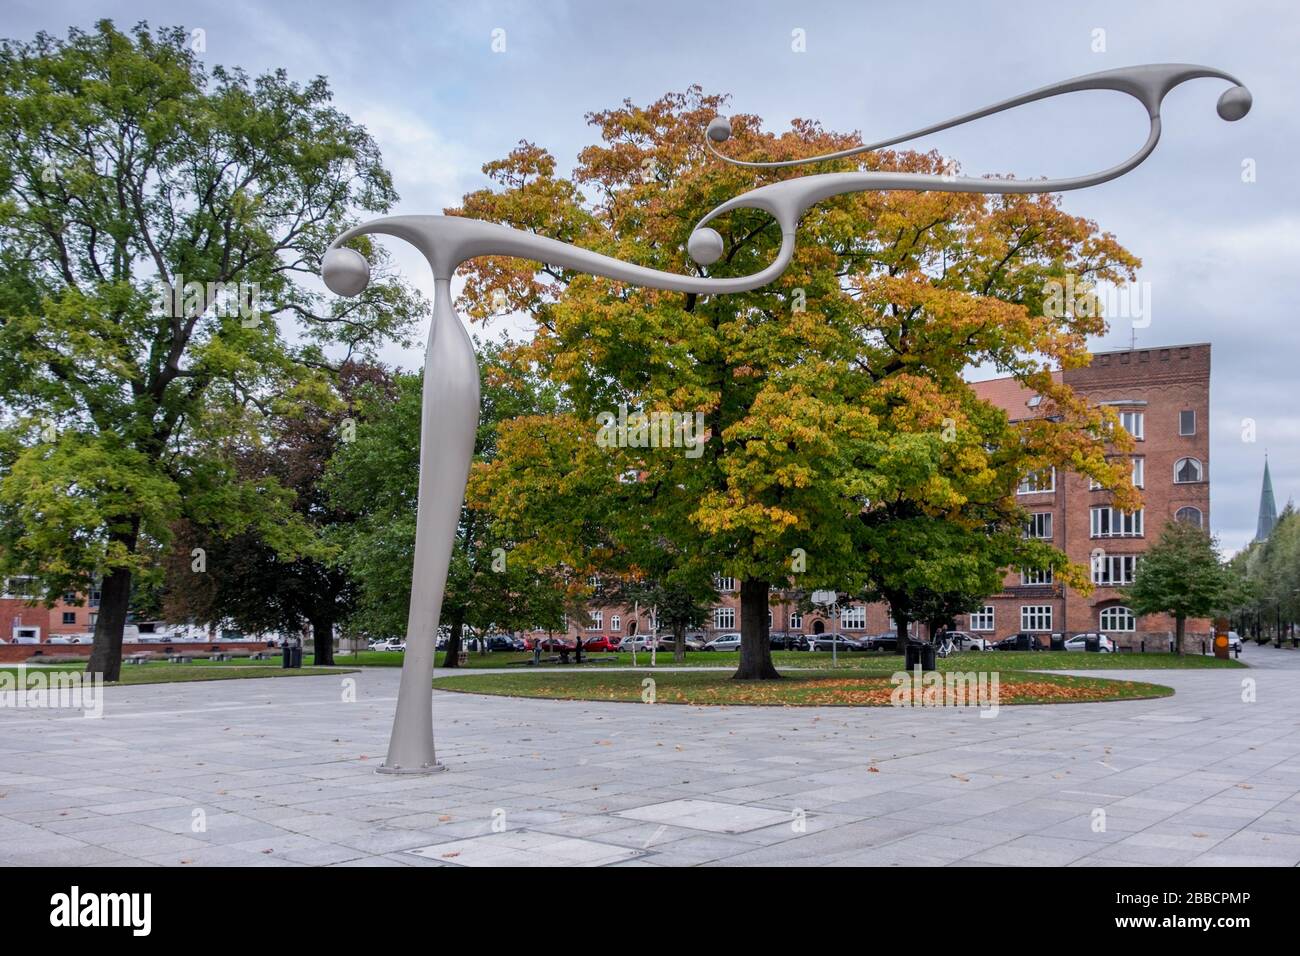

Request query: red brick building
[{"left": 549, "top": 343, "right": 1212, "bottom": 651}]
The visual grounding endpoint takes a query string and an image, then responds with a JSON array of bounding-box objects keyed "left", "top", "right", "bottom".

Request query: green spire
[{"left": 1256, "top": 456, "right": 1278, "bottom": 541}]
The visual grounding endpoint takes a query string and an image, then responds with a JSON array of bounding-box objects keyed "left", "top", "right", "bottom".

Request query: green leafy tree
[
  {"left": 0, "top": 22, "right": 418, "bottom": 679},
  {"left": 1123, "top": 521, "right": 1235, "bottom": 655},
  {"left": 458, "top": 89, "right": 1138, "bottom": 680},
  {"left": 325, "top": 340, "right": 562, "bottom": 667}
]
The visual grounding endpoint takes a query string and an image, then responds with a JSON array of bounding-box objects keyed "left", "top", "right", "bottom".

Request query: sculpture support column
[{"left": 377, "top": 277, "right": 480, "bottom": 774}]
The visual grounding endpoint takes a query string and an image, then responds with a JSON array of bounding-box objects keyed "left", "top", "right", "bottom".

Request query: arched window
[
  {"left": 1175, "top": 506, "right": 1203, "bottom": 528},
  {"left": 1174, "top": 457, "right": 1203, "bottom": 483},
  {"left": 1099, "top": 606, "right": 1136, "bottom": 632}
]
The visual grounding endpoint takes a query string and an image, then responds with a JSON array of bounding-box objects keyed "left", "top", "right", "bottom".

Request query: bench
[
  {"left": 249, "top": 651, "right": 274, "bottom": 660},
  {"left": 209, "top": 653, "right": 232, "bottom": 662},
  {"left": 167, "top": 654, "right": 197, "bottom": 663}
]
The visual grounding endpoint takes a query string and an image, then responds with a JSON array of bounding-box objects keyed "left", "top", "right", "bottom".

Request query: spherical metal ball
[
  {"left": 322, "top": 246, "right": 371, "bottom": 297},
  {"left": 687, "top": 227, "right": 724, "bottom": 266},
  {"left": 705, "top": 116, "right": 732, "bottom": 143},
  {"left": 1216, "top": 85, "right": 1252, "bottom": 122}
]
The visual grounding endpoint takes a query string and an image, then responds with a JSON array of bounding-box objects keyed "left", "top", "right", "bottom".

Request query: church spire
[{"left": 1256, "top": 455, "right": 1278, "bottom": 541}]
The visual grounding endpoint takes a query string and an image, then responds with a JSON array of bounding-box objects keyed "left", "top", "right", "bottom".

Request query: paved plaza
[{"left": 2, "top": 647, "right": 1300, "bottom": 867}]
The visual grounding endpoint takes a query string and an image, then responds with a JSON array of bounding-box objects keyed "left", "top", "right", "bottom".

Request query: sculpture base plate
[{"left": 375, "top": 762, "right": 448, "bottom": 775}]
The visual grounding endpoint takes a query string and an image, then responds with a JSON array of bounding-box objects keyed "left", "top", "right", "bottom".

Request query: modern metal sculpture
[{"left": 322, "top": 64, "right": 1249, "bottom": 774}]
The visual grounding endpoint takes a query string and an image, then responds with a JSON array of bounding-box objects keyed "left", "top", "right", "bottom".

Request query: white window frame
[
  {"left": 1024, "top": 512, "right": 1053, "bottom": 539},
  {"left": 1119, "top": 410, "right": 1144, "bottom": 440},
  {"left": 1174, "top": 457, "right": 1203, "bottom": 484},
  {"left": 840, "top": 606, "right": 866, "bottom": 630},
  {"left": 1091, "top": 506, "right": 1144, "bottom": 538},
  {"left": 789, "top": 611, "right": 803, "bottom": 631},
  {"left": 1099, "top": 606, "right": 1136, "bottom": 632},
  {"left": 1020, "top": 567, "right": 1054, "bottom": 586},
  {"left": 1175, "top": 506, "right": 1203, "bottom": 528},
  {"left": 610, "top": 614, "right": 621, "bottom": 633},
  {"left": 1179, "top": 409, "right": 1196, "bottom": 436},
  {"left": 1017, "top": 467, "right": 1055, "bottom": 495},
  {"left": 587, "top": 610, "right": 603, "bottom": 631},
  {"left": 1092, "top": 554, "right": 1139, "bottom": 586},
  {"left": 716, "top": 576, "right": 736, "bottom": 593},
  {"left": 1020, "top": 605, "right": 1053, "bottom": 632},
  {"left": 714, "top": 606, "right": 735, "bottom": 630},
  {"left": 969, "top": 606, "right": 995, "bottom": 632}
]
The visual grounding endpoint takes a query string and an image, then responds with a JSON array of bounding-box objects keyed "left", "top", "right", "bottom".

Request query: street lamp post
[{"left": 322, "top": 64, "right": 1250, "bottom": 774}]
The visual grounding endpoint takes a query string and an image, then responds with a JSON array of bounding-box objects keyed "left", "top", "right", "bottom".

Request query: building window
[
  {"left": 1092, "top": 554, "right": 1138, "bottom": 586},
  {"left": 1174, "top": 457, "right": 1203, "bottom": 484},
  {"left": 1021, "top": 567, "right": 1054, "bottom": 586},
  {"left": 88, "top": 589, "right": 101, "bottom": 609},
  {"left": 841, "top": 606, "right": 866, "bottom": 630},
  {"left": 1017, "top": 468, "right": 1055, "bottom": 494},
  {"left": 62, "top": 612, "right": 77, "bottom": 625},
  {"left": 1021, "top": 605, "right": 1053, "bottom": 632},
  {"left": 1179, "top": 410, "right": 1196, "bottom": 436},
  {"left": 1175, "top": 506, "right": 1203, "bottom": 528},
  {"left": 1023, "top": 512, "right": 1053, "bottom": 539},
  {"left": 714, "top": 607, "right": 735, "bottom": 630},
  {"left": 716, "top": 576, "right": 735, "bottom": 593},
  {"left": 610, "top": 615, "right": 621, "bottom": 633},
  {"left": 587, "top": 611, "right": 603, "bottom": 630},
  {"left": 790, "top": 611, "right": 803, "bottom": 630},
  {"left": 969, "top": 606, "right": 995, "bottom": 632},
  {"left": 1091, "top": 456, "right": 1144, "bottom": 491},
  {"left": 1091, "top": 507, "right": 1144, "bottom": 538},
  {"left": 1099, "top": 606, "right": 1136, "bottom": 632},
  {"left": 89, "top": 613, "right": 97, "bottom": 628},
  {"left": 1119, "top": 410, "right": 1144, "bottom": 440}
]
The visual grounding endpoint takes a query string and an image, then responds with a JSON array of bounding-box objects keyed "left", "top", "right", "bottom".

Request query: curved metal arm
[{"left": 324, "top": 63, "right": 1248, "bottom": 295}]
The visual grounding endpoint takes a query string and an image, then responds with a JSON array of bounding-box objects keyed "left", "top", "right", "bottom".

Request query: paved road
[{"left": 1, "top": 656, "right": 1298, "bottom": 866}]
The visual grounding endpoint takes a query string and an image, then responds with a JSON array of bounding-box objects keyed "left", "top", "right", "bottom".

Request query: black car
[
  {"left": 863, "top": 632, "right": 899, "bottom": 652},
  {"left": 808, "top": 634, "right": 867, "bottom": 651},
  {"left": 769, "top": 632, "right": 810, "bottom": 651},
  {"left": 484, "top": 634, "right": 525, "bottom": 652},
  {"left": 991, "top": 633, "right": 1042, "bottom": 651}
]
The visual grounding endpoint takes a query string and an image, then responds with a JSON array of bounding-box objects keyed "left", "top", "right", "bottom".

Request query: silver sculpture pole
[{"left": 322, "top": 63, "right": 1249, "bottom": 774}]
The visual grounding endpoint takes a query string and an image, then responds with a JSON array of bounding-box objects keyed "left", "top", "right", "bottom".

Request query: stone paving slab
[{"left": 1, "top": 650, "right": 1298, "bottom": 866}]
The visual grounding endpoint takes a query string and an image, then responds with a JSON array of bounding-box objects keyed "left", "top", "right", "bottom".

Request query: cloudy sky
[{"left": 5, "top": 0, "right": 1296, "bottom": 551}]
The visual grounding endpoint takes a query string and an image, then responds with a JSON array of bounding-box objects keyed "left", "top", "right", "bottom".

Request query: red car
[{"left": 582, "top": 636, "right": 620, "bottom": 653}]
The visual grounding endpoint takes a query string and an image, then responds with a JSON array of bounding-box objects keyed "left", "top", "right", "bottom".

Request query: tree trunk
[
  {"left": 311, "top": 616, "right": 335, "bottom": 666},
  {"left": 733, "top": 578, "right": 780, "bottom": 680},
  {"left": 87, "top": 564, "right": 132, "bottom": 682},
  {"left": 894, "top": 613, "right": 910, "bottom": 654},
  {"left": 441, "top": 616, "right": 464, "bottom": 668},
  {"left": 673, "top": 620, "right": 686, "bottom": 664},
  {"left": 1175, "top": 614, "right": 1185, "bottom": 656}
]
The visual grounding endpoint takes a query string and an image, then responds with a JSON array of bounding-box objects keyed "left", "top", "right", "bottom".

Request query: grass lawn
[
  {"left": 335, "top": 648, "right": 1240, "bottom": 671},
  {"left": 2, "top": 663, "right": 354, "bottom": 685},
  {"left": 431, "top": 669, "right": 1173, "bottom": 706}
]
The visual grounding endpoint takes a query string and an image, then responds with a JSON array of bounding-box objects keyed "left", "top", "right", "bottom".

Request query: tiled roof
[{"left": 970, "top": 371, "right": 1062, "bottom": 417}]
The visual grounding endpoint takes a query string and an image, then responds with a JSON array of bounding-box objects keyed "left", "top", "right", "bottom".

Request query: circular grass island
[{"left": 432, "top": 669, "right": 1173, "bottom": 707}]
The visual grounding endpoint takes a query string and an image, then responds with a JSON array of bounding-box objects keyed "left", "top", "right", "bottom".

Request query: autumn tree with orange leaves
[{"left": 465, "top": 87, "right": 1142, "bottom": 680}]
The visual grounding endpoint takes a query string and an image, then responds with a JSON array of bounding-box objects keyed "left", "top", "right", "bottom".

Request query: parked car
[
  {"left": 808, "top": 633, "right": 867, "bottom": 651},
  {"left": 1063, "top": 633, "right": 1116, "bottom": 653},
  {"left": 652, "top": 633, "right": 707, "bottom": 653},
  {"left": 769, "top": 632, "right": 810, "bottom": 651},
  {"left": 938, "top": 630, "right": 990, "bottom": 651},
  {"left": 486, "top": 634, "right": 526, "bottom": 652},
  {"left": 581, "top": 635, "right": 620, "bottom": 653},
  {"left": 47, "top": 634, "right": 92, "bottom": 645},
  {"left": 371, "top": 639, "right": 406, "bottom": 652},
  {"left": 991, "top": 633, "right": 1044, "bottom": 651},
  {"left": 863, "top": 632, "right": 899, "bottom": 652},
  {"left": 617, "top": 635, "right": 653, "bottom": 652},
  {"left": 1226, "top": 630, "right": 1243, "bottom": 651},
  {"left": 536, "top": 635, "right": 576, "bottom": 651},
  {"left": 7, "top": 633, "right": 40, "bottom": 645},
  {"left": 703, "top": 632, "right": 743, "bottom": 652}
]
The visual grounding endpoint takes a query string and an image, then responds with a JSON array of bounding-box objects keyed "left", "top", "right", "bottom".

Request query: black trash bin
[
  {"left": 905, "top": 640, "right": 937, "bottom": 672},
  {"left": 282, "top": 635, "right": 303, "bottom": 669},
  {"left": 1050, "top": 635, "right": 1066, "bottom": 651},
  {"left": 919, "top": 642, "right": 937, "bottom": 672},
  {"left": 1084, "top": 635, "right": 1101, "bottom": 653}
]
